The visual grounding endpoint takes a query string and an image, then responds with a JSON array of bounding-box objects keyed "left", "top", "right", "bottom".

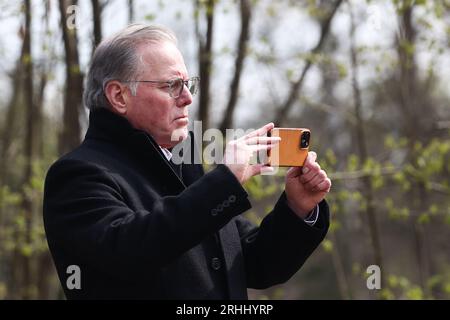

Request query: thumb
[{"left": 303, "top": 151, "right": 317, "bottom": 169}]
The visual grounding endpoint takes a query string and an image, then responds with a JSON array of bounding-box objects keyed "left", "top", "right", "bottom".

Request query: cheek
[{"left": 137, "top": 96, "right": 173, "bottom": 129}]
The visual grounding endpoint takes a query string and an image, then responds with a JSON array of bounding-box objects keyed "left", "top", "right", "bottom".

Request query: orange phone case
[{"left": 267, "top": 128, "right": 310, "bottom": 167}]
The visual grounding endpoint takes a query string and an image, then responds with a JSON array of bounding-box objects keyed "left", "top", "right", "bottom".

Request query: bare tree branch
[
  {"left": 219, "top": 0, "right": 252, "bottom": 132},
  {"left": 329, "top": 166, "right": 401, "bottom": 180},
  {"left": 275, "top": 0, "right": 343, "bottom": 125}
]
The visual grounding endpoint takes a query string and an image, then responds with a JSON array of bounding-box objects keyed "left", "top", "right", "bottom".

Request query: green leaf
[
  {"left": 325, "top": 149, "right": 337, "bottom": 167},
  {"left": 21, "top": 244, "right": 33, "bottom": 257},
  {"left": 322, "top": 239, "right": 333, "bottom": 253},
  {"left": 144, "top": 14, "right": 156, "bottom": 21},
  {"left": 428, "top": 204, "right": 438, "bottom": 216},
  {"left": 417, "top": 213, "right": 430, "bottom": 224},
  {"left": 388, "top": 274, "right": 399, "bottom": 288},
  {"left": 380, "top": 288, "right": 395, "bottom": 300},
  {"left": 444, "top": 282, "right": 450, "bottom": 295},
  {"left": 406, "top": 286, "right": 424, "bottom": 300},
  {"left": 337, "top": 63, "right": 348, "bottom": 78},
  {"left": 347, "top": 154, "right": 360, "bottom": 171},
  {"left": 384, "top": 135, "right": 396, "bottom": 149}
]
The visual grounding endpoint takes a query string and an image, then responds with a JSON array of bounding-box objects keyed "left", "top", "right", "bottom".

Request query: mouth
[{"left": 174, "top": 115, "right": 189, "bottom": 125}]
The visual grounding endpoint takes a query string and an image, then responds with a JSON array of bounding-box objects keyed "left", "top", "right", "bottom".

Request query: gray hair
[{"left": 83, "top": 24, "right": 178, "bottom": 111}]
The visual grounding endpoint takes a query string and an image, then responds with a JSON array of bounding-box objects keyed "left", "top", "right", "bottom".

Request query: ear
[{"left": 104, "top": 80, "right": 130, "bottom": 115}]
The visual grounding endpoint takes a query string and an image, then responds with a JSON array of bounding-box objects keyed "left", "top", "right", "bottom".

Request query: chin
[{"left": 170, "top": 127, "right": 188, "bottom": 144}]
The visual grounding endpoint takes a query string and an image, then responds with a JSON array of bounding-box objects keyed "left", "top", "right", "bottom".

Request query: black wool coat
[{"left": 43, "top": 108, "right": 330, "bottom": 299}]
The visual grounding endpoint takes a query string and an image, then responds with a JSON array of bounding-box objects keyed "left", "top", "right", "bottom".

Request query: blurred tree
[
  {"left": 128, "top": 0, "right": 134, "bottom": 23},
  {"left": 275, "top": 0, "right": 343, "bottom": 126},
  {"left": 35, "top": 0, "right": 56, "bottom": 299},
  {"left": 17, "top": 0, "right": 34, "bottom": 299},
  {"left": 349, "top": 0, "right": 384, "bottom": 291},
  {"left": 91, "top": 0, "right": 103, "bottom": 51},
  {"left": 219, "top": 0, "right": 252, "bottom": 133},
  {"left": 58, "top": 0, "right": 82, "bottom": 155},
  {"left": 195, "top": 0, "right": 215, "bottom": 131}
]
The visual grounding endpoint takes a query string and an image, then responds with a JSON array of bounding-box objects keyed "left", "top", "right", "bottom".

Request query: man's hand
[
  {"left": 285, "top": 151, "right": 331, "bottom": 219},
  {"left": 223, "top": 123, "right": 280, "bottom": 184}
]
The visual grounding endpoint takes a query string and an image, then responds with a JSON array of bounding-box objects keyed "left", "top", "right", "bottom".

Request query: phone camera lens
[{"left": 300, "top": 132, "right": 310, "bottom": 148}]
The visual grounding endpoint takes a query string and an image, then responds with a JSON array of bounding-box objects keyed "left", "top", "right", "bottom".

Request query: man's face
[{"left": 124, "top": 41, "right": 193, "bottom": 148}]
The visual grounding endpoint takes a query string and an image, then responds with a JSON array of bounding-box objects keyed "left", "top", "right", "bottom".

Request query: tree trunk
[
  {"left": 35, "top": 1, "right": 55, "bottom": 299},
  {"left": 219, "top": 0, "right": 252, "bottom": 133},
  {"left": 34, "top": 69, "right": 47, "bottom": 159},
  {"left": 396, "top": 4, "right": 418, "bottom": 145},
  {"left": 349, "top": 2, "right": 384, "bottom": 290},
  {"left": 21, "top": 0, "right": 35, "bottom": 299},
  {"left": 396, "top": 2, "right": 432, "bottom": 297},
  {"left": 1, "top": 24, "right": 27, "bottom": 300},
  {"left": 327, "top": 196, "right": 352, "bottom": 300},
  {"left": 128, "top": 0, "right": 134, "bottom": 23},
  {"left": 91, "top": 0, "right": 102, "bottom": 52},
  {"left": 58, "top": 0, "right": 82, "bottom": 155},
  {"left": 413, "top": 185, "right": 432, "bottom": 298},
  {"left": 0, "top": 30, "right": 27, "bottom": 227},
  {"left": 34, "top": 0, "right": 50, "bottom": 159},
  {"left": 36, "top": 252, "right": 55, "bottom": 299},
  {"left": 329, "top": 231, "right": 352, "bottom": 299},
  {"left": 195, "top": 0, "right": 215, "bottom": 131}
]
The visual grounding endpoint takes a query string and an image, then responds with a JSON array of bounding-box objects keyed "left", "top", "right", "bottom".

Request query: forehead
[{"left": 138, "top": 41, "right": 188, "bottom": 78}]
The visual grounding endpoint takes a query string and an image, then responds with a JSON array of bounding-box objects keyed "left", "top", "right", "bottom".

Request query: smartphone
[{"left": 267, "top": 128, "right": 310, "bottom": 167}]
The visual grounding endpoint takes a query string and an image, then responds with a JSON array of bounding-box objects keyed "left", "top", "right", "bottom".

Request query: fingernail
[{"left": 302, "top": 167, "right": 310, "bottom": 174}]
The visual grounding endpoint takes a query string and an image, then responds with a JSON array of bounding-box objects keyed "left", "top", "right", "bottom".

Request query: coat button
[
  {"left": 228, "top": 195, "right": 236, "bottom": 203},
  {"left": 211, "top": 209, "right": 218, "bottom": 216},
  {"left": 211, "top": 257, "right": 221, "bottom": 270}
]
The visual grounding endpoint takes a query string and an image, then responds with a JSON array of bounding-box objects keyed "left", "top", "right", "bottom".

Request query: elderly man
[{"left": 43, "top": 24, "right": 332, "bottom": 299}]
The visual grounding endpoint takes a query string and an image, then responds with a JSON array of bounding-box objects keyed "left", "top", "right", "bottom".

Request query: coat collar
[
  {"left": 85, "top": 108, "right": 149, "bottom": 145},
  {"left": 85, "top": 108, "right": 186, "bottom": 192}
]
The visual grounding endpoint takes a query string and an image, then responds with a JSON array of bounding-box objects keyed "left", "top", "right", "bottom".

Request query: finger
[
  {"left": 248, "top": 164, "right": 273, "bottom": 177},
  {"left": 245, "top": 136, "right": 281, "bottom": 145},
  {"left": 249, "top": 144, "right": 276, "bottom": 152},
  {"left": 304, "top": 173, "right": 326, "bottom": 190},
  {"left": 300, "top": 163, "right": 321, "bottom": 183},
  {"left": 302, "top": 151, "right": 317, "bottom": 174},
  {"left": 286, "top": 166, "right": 302, "bottom": 179},
  {"left": 302, "top": 169, "right": 326, "bottom": 187},
  {"left": 312, "top": 178, "right": 332, "bottom": 192},
  {"left": 259, "top": 165, "right": 275, "bottom": 175},
  {"left": 240, "top": 123, "right": 275, "bottom": 140}
]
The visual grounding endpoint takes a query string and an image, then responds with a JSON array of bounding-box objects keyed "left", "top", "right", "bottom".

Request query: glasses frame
[{"left": 122, "top": 76, "right": 200, "bottom": 99}]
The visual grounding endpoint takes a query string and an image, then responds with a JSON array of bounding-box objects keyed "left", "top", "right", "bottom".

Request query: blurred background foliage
[{"left": 0, "top": 0, "right": 449, "bottom": 299}]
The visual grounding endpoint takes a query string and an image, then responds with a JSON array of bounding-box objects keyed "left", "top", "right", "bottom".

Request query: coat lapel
[{"left": 86, "top": 109, "right": 204, "bottom": 195}]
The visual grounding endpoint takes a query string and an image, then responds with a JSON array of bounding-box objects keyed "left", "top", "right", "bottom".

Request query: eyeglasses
[{"left": 123, "top": 76, "right": 200, "bottom": 99}]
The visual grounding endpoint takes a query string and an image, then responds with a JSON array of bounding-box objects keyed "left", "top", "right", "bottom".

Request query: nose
[{"left": 176, "top": 84, "right": 193, "bottom": 107}]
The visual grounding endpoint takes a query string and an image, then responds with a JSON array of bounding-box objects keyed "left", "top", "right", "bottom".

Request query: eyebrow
[{"left": 165, "top": 69, "right": 188, "bottom": 79}]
